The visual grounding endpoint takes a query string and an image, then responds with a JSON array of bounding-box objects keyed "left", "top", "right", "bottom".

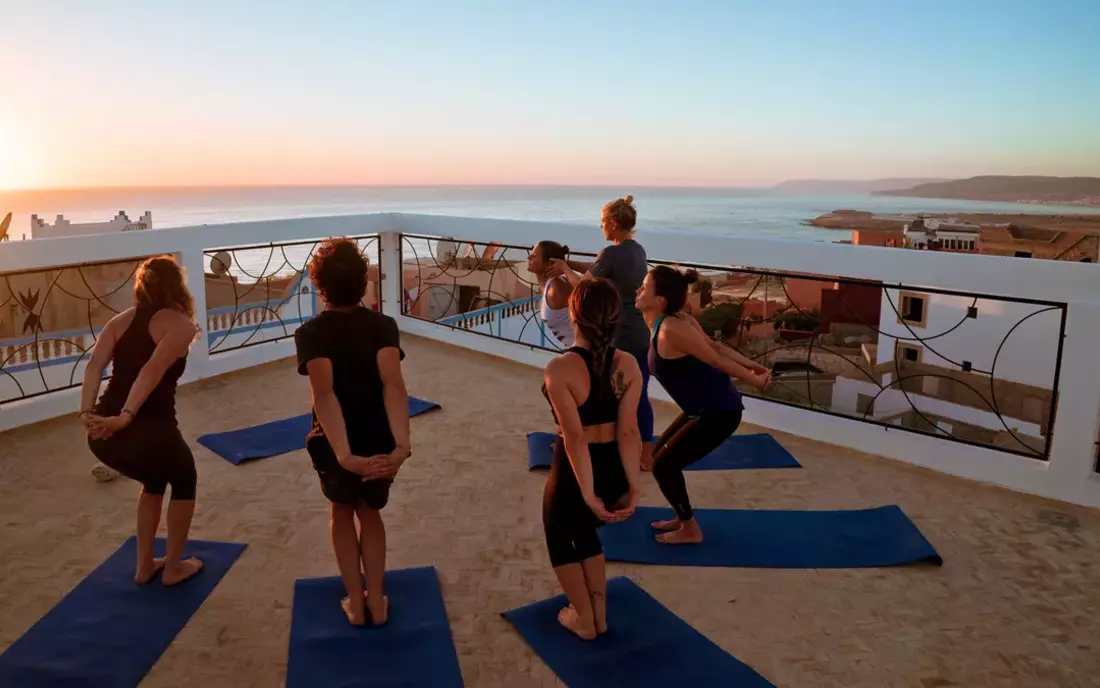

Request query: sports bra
[{"left": 542, "top": 346, "right": 620, "bottom": 428}]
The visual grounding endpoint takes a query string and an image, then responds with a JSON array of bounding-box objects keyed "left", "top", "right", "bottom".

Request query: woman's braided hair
[{"left": 569, "top": 277, "right": 620, "bottom": 377}]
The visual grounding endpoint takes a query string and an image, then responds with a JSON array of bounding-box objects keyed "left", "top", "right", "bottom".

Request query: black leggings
[
  {"left": 88, "top": 420, "right": 197, "bottom": 500},
  {"left": 652, "top": 409, "right": 742, "bottom": 521},
  {"left": 542, "top": 437, "right": 629, "bottom": 568}
]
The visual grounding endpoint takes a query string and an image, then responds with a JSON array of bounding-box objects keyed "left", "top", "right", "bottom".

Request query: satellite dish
[
  {"left": 0, "top": 212, "right": 11, "bottom": 242},
  {"left": 435, "top": 238, "right": 458, "bottom": 263},
  {"left": 210, "top": 251, "right": 233, "bottom": 277}
]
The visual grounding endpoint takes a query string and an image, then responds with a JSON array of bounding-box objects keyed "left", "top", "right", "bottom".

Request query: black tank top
[
  {"left": 542, "top": 346, "right": 620, "bottom": 428},
  {"left": 96, "top": 306, "right": 188, "bottom": 422}
]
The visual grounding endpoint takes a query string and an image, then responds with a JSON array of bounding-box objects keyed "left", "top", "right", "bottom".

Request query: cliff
[{"left": 873, "top": 176, "right": 1100, "bottom": 206}]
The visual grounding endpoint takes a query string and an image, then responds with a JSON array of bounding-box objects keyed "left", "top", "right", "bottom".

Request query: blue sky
[{"left": 1, "top": 0, "right": 1098, "bottom": 188}]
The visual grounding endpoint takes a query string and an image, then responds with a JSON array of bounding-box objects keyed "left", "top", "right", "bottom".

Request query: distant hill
[
  {"left": 774, "top": 178, "right": 951, "bottom": 193},
  {"left": 873, "top": 176, "right": 1100, "bottom": 206}
]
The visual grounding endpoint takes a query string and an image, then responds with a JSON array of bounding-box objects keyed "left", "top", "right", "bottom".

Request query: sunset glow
[{"left": 1, "top": 1, "right": 1098, "bottom": 190}]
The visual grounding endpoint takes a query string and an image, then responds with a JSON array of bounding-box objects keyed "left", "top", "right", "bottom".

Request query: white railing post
[
  {"left": 379, "top": 230, "right": 403, "bottom": 317},
  {"left": 1046, "top": 298, "right": 1100, "bottom": 502},
  {"left": 178, "top": 248, "right": 212, "bottom": 382}
]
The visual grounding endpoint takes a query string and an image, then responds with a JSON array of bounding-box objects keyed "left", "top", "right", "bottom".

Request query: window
[
  {"left": 897, "top": 291, "right": 927, "bottom": 328},
  {"left": 896, "top": 342, "right": 923, "bottom": 363},
  {"left": 856, "top": 393, "right": 876, "bottom": 416}
]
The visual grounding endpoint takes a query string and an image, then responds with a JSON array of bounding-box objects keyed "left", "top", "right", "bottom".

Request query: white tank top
[{"left": 540, "top": 279, "right": 574, "bottom": 348}]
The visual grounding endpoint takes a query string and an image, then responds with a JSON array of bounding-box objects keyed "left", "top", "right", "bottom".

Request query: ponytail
[
  {"left": 648, "top": 265, "right": 698, "bottom": 314},
  {"left": 569, "top": 278, "right": 620, "bottom": 377}
]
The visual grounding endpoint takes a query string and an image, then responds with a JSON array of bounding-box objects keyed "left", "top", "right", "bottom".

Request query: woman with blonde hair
[
  {"left": 81, "top": 256, "right": 203, "bottom": 585},
  {"left": 551, "top": 194, "right": 656, "bottom": 467}
]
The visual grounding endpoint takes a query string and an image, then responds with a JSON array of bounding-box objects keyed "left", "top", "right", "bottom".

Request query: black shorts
[
  {"left": 88, "top": 418, "right": 197, "bottom": 500},
  {"left": 306, "top": 434, "right": 393, "bottom": 509}
]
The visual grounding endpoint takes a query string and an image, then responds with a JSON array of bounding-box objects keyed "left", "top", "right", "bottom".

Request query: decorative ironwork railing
[
  {"left": 0, "top": 256, "right": 148, "bottom": 404},
  {"left": 399, "top": 232, "right": 1067, "bottom": 460},
  {"left": 399, "top": 233, "right": 571, "bottom": 352},
  {"left": 202, "top": 234, "right": 380, "bottom": 355}
]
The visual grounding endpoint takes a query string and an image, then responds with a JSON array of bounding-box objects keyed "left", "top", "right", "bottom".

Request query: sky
[{"left": 1, "top": 0, "right": 1099, "bottom": 189}]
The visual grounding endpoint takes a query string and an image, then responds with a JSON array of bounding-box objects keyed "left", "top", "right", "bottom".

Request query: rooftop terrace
[
  {"left": 3, "top": 335, "right": 1100, "bottom": 686},
  {"left": 2, "top": 212, "right": 1100, "bottom": 686}
]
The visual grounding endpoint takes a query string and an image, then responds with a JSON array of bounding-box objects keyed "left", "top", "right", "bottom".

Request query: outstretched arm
[
  {"left": 664, "top": 317, "right": 770, "bottom": 388},
  {"left": 551, "top": 259, "right": 592, "bottom": 287},
  {"left": 686, "top": 314, "right": 767, "bottom": 373}
]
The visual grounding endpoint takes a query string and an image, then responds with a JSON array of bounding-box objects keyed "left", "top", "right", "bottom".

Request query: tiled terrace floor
[{"left": 2, "top": 335, "right": 1099, "bottom": 687}]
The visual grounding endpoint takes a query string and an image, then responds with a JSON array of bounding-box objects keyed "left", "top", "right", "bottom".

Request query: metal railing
[
  {"left": 0, "top": 256, "right": 148, "bottom": 404},
  {"left": 202, "top": 234, "right": 380, "bottom": 355},
  {"left": 399, "top": 232, "right": 1066, "bottom": 460}
]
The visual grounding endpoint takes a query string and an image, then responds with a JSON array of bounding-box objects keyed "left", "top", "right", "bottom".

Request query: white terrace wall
[{"left": 1, "top": 212, "right": 1099, "bottom": 508}]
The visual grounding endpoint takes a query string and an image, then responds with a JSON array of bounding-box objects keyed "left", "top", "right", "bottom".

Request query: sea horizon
[{"left": 3, "top": 184, "right": 1098, "bottom": 245}]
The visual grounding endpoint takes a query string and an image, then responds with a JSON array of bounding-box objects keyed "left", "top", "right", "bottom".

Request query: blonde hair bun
[{"left": 623, "top": 194, "right": 634, "bottom": 205}]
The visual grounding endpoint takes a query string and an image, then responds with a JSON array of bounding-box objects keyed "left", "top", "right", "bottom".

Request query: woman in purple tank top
[{"left": 637, "top": 266, "right": 771, "bottom": 544}]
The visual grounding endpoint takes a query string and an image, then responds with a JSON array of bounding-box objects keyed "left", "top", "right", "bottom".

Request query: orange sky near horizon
[{"left": 3, "top": 3, "right": 1099, "bottom": 192}]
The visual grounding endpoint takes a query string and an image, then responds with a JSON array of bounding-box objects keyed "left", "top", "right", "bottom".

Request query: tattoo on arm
[{"left": 612, "top": 370, "right": 626, "bottom": 399}]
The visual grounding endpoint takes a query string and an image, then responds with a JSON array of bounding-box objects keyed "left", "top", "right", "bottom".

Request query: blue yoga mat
[
  {"left": 0, "top": 537, "right": 246, "bottom": 687},
  {"left": 526, "top": 431, "right": 799, "bottom": 471},
  {"left": 503, "top": 577, "right": 773, "bottom": 687},
  {"left": 599, "top": 505, "right": 942, "bottom": 568},
  {"left": 287, "top": 566, "right": 463, "bottom": 688},
  {"left": 197, "top": 396, "right": 441, "bottom": 464}
]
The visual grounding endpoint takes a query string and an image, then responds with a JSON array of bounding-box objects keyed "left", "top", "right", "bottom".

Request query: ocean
[{"left": 3, "top": 185, "right": 1098, "bottom": 244}]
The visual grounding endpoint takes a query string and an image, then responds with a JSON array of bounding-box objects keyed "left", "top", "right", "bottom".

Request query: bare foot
[
  {"left": 590, "top": 592, "right": 607, "bottom": 635},
  {"left": 650, "top": 518, "right": 681, "bottom": 532},
  {"left": 162, "top": 557, "right": 204, "bottom": 585},
  {"left": 557, "top": 605, "right": 597, "bottom": 640},
  {"left": 341, "top": 596, "right": 367, "bottom": 626},
  {"left": 366, "top": 595, "right": 390, "bottom": 626},
  {"left": 656, "top": 525, "right": 704, "bottom": 545},
  {"left": 134, "top": 557, "right": 166, "bottom": 585}
]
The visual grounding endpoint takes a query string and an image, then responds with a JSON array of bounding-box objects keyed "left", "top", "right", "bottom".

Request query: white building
[
  {"left": 904, "top": 218, "right": 980, "bottom": 252},
  {"left": 831, "top": 287, "right": 1060, "bottom": 454},
  {"left": 30, "top": 211, "right": 152, "bottom": 240}
]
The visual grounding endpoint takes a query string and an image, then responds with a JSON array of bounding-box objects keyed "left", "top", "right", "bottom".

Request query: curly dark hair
[{"left": 308, "top": 238, "right": 368, "bottom": 307}]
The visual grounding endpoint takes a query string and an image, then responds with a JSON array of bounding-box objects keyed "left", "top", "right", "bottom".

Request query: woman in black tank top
[
  {"left": 540, "top": 278, "right": 643, "bottom": 640},
  {"left": 80, "top": 257, "right": 204, "bottom": 586}
]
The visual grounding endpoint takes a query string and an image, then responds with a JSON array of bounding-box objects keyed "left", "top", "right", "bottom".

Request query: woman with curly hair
[
  {"left": 81, "top": 256, "right": 203, "bottom": 585},
  {"left": 295, "top": 238, "right": 411, "bottom": 626}
]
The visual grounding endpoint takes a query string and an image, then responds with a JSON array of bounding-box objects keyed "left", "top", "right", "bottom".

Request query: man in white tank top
[{"left": 527, "top": 241, "right": 575, "bottom": 349}]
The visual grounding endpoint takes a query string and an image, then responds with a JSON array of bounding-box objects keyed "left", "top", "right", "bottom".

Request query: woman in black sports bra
[{"left": 541, "top": 277, "right": 643, "bottom": 640}]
